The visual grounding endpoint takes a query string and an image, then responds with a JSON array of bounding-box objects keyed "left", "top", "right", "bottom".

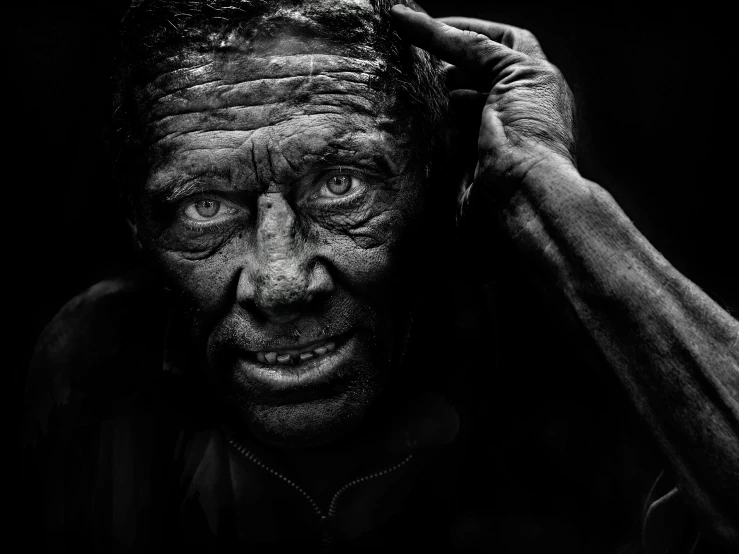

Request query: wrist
[
  {"left": 518, "top": 152, "right": 582, "bottom": 196},
  {"left": 482, "top": 146, "right": 582, "bottom": 211},
  {"left": 494, "top": 152, "right": 599, "bottom": 255}
]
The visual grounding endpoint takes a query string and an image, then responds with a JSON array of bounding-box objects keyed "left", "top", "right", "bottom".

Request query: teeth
[{"left": 257, "top": 338, "right": 340, "bottom": 365}]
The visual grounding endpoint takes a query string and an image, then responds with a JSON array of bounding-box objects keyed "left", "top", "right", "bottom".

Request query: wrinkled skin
[{"left": 132, "top": 21, "right": 427, "bottom": 447}]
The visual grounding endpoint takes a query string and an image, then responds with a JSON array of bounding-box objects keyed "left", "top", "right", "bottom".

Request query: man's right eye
[{"left": 182, "top": 198, "right": 239, "bottom": 224}]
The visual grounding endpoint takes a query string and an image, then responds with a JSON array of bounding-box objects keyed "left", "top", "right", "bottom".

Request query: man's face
[{"left": 133, "top": 14, "right": 427, "bottom": 447}]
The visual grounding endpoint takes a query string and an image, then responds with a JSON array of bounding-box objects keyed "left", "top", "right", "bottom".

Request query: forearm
[{"left": 498, "top": 157, "right": 739, "bottom": 543}]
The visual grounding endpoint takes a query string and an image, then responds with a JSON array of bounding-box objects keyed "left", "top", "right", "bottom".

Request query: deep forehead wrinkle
[
  {"left": 144, "top": 75, "right": 376, "bottom": 133},
  {"left": 146, "top": 91, "right": 376, "bottom": 142},
  {"left": 151, "top": 124, "right": 401, "bottom": 167},
  {"left": 141, "top": 54, "right": 380, "bottom": 108}
]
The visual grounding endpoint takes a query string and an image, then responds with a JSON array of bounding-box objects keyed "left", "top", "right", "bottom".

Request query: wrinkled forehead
[
  {"left": 129, "top": 0, "right": 390, "bottom": 116},
  {"left": 137, "top": 50, "right": 384, "bottom": 131},
  {"left": 130, "top": 11, "right": 409, "bottom": 138},
  {"left": 130, "top": 20, "right": 419, "bottom": 192}
]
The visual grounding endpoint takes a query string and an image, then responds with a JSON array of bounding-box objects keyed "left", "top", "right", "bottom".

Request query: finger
[
  {"left": 437, "top": 17, "right": 547, "bottom": 60},
  {"left": 390, "top": 5, "right": 527, "bottom": 75}
]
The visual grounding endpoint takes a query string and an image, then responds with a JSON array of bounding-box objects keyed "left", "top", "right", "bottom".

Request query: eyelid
[
  {"left": 316, "top": 167, "right": 374, "bottom": 187},
  {"left": 175, "top": 189, "right": 242, "bottom": 207},
  {"left": 178, "top": 193, "right": 243, "bottom": 227},
  {"left": 320, "top": 165, "right": 378, "bottom": 178},
  {"left": 318, "top": 168, "right": 363, "bottom": 189}
]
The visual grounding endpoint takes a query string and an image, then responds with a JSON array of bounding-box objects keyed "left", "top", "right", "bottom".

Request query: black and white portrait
[{"left": 16, "top": 1, "right": 738, "bottom": 552}]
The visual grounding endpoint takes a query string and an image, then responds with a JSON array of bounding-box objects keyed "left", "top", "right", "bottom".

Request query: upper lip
[
  {"left": 250, "top": 334, "right": 341, "bottom": 354},
  {"left": 233, "top": 328, "right": 352, "bottom": 354}
]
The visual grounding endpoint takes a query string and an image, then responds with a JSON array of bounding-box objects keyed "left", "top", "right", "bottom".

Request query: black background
[{"left": 12, "top": 0, "right": 737, "bottom": 450}]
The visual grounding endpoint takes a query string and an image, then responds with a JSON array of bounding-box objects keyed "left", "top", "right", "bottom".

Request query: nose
[{"left": 237, "top": 193, "right": 333, "bottom": 323}]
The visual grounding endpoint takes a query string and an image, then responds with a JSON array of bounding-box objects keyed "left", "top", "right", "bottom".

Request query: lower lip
[{"left": 236, "top": 334, "right": 355, "bottom": 391}]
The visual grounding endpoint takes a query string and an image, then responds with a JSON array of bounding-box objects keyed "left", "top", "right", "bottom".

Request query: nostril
[
  {"left": 254, "top": 296, "right": 312, "bottom": 324},
  {"left": 235, "top": 227, "right": 334, "bottom": 322},
  {"left": 306, "top": 263, "right": 334, "bottom": 298},
  {"left": 261, "top": 308, "right": 303, "bottom": 325}
]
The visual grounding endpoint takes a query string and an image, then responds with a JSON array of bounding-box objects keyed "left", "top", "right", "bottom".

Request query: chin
[
  {"left": 243, "top": 389, "right": 377, "bottom": 448},
  {"left": 207, "top": 325, "right": 393, "bottom": 449}
]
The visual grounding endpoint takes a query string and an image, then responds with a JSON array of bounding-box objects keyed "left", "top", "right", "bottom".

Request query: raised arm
[{"left": 391, "top": 5, "right": 739, "bottom": 547}]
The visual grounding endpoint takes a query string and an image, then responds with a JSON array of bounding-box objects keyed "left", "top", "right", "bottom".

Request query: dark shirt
[{"left": 22, "top": 269, "right": 713, "bottom": 552}]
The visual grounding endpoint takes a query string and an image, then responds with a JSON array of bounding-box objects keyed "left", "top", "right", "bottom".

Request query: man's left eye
[
  {"left": 183, "top": 199, "right": 236, "bottom": 221},
  {"left": 320, "top": 172, "right": 362, "bottom": 197}
]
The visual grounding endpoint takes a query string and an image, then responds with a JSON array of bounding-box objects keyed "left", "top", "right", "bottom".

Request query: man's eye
[
  {"left": 321, "top": 173, "right": 361, "bottom": 197},
  {"left": 183, "top": 199, "right": 234, "bottom": 221}
]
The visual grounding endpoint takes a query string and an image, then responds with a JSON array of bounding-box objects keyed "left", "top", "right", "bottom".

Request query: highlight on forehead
[
  {"left": 122, "top": 0, "right": 379, "bottom": 66},
  {"left": 117, "top": 0, "right": 435, "bottom": 105}
]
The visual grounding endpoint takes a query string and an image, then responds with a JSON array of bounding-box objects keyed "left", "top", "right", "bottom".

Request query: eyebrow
[
  {"left": 311, "top": 148, "right": 398, "bottom": 176},
  {"left": 162, "top": 179, "right": 210, "bottom": 203},
  {"left": 146, "top": 167, "right": 236, "bottom": 203}
]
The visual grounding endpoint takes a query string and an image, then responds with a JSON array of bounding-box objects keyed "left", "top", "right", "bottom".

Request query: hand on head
[{"left": 391, "top": 5, "right": 577, "bottom": 203}]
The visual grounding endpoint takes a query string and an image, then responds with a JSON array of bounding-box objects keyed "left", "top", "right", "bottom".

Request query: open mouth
[
  {"left": 235, "top": 331, "right": 359, "bottom": 391},
  {"left": 251, "top": 333, "right": 348, "bottom": 367}
]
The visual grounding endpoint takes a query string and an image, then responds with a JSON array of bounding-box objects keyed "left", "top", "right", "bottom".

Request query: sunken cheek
[{"left": 326, "top": 224, "right": 409, "bottom": 292}]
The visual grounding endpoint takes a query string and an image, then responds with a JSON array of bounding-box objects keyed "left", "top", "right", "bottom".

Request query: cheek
[
  {"left": 145, "top": 245, "right": 241, "bottom": 318},
  {"left": 318, "top": 202, "right": 424, "bottom": 297}
]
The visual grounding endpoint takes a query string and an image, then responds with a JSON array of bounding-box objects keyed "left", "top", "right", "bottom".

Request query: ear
[
  {"left": 119, "top": 188, "right": 144, "bottom": 254},
  {"left": 443, "top": 91, "right": 484, "bottom": 210},
  {"left": 126, "top": 216, "right": 144, "bottom": 254}
]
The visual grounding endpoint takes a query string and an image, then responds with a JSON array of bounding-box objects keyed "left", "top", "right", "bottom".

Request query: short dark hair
[{"left": 110, "top": 0, "right": 447, "bottom": 206}]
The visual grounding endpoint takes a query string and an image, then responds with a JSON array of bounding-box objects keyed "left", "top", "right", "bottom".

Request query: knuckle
[
  {"left": 462, "top": 29, "right": 489, "bottom": 44},
  {"left": 501, "top": 28, "right": 516, "bottom": 46},
  {"left": 518, "top": 28, "right": 540, "bottom": 44},
  {"left": 539, "top": 60, "right": 562, "bottom": 79}
]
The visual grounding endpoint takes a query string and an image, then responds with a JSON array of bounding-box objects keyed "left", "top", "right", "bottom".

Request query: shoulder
[
  {"left": 20, "top": 270, "right": 190, "bottom": 547},
  {"left": 32, "top": 268, "right": 167, "bottom": 367},
  {"left": 23, "top": 268, "right": 171, "bottom": 447}
]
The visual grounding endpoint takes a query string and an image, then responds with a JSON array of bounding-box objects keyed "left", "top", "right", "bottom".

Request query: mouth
[
  {"left": 252, "top": 335, "right": 341, "bottom": 367},
  {"left": 235, "top": 331, "right": 356, "bottom": 391}
]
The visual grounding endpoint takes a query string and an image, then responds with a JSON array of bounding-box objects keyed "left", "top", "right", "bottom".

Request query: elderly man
[{"left": 22, "top": 0, "right": 738, "bottom": 552}]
